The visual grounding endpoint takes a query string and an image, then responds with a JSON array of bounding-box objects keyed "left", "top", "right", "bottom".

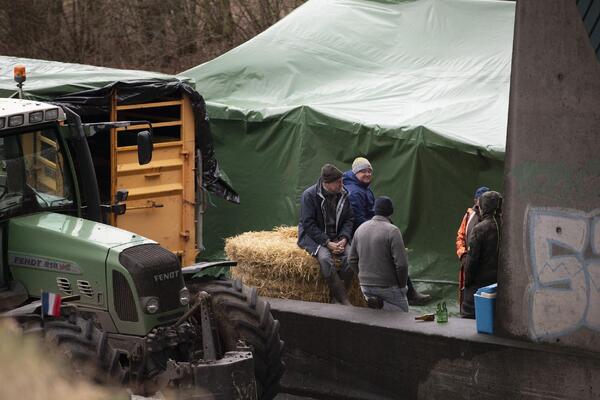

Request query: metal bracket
[{"left": 198, "top": 291, "right": 216, "bottom": 361}]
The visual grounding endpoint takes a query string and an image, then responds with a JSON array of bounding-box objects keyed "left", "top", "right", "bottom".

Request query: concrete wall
[
  {"left": 497, "top": 0, "right": 600, "bottom": 351},
  {"left": 270, "top": 299, "right": 600, "bottom": 400}
]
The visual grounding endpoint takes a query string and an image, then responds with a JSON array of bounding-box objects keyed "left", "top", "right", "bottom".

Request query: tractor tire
[
  {"left": 187, "top": 278, "right": 285, "bottom": 400},
  {"left": 39, "top": 315, "right": 126, "bottom": 385}
]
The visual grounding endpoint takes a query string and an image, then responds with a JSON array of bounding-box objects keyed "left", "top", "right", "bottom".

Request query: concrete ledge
[{"left": 268, "top": 298, "right": 600, "bottom": 400}]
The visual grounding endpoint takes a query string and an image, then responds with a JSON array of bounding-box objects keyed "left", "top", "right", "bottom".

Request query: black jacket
[
  {"left": 297, "top": 178, "right": 354, "bottom": 255},
  {"left": 464, "top": 192, "right": 502, "bottom": 288}
]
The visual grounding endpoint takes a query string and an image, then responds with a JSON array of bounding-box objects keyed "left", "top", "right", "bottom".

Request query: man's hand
[
  {"left": 326, "top": 240, "right": 338, "bottom": 252},
  {"left": 329, "top": 239, "right": 346, "bottom": 255}
]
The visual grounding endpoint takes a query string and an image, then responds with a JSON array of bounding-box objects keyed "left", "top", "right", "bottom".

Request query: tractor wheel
[
  {"left": 187, "top": 278, "right": 285, "bottom": 400},
  {"left": 39, "top": 315, "right": 126, "bottom": 385}
]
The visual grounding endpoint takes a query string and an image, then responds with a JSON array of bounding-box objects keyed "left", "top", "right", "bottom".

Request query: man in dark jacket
[
  {"left": 461, "top": 190, "right": 502, "bottom": 318},
  {"left": 349, "top": 196, "right": 409, "bottom": 311},
  {"left": 343, "top": 157, "right": 431, "bottom": 306},
  {"left": 298, "top": 164, "right": 354, "bottom": 305},
  {"left": 456, "top": 186, "right": 489, "bottom": 308}
]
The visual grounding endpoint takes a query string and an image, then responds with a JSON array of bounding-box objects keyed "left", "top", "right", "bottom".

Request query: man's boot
[
  {"left": 407, "top": 279, "right": 432, "bottom": 306},
  {"left": 326, "top": 274, "right": 352, "bottom": 306},
  {"left": 328, "top": 287, "right": 338, "bottom": 304},
  {"left": 342, "top": 272, "right": 353, "bottom": 292}
]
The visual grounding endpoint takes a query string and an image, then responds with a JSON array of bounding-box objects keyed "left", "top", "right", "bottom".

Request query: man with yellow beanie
[
  {"left": 343, "top": 156, "right": 432, "bottom": 306},
  {"left": 343, "top": 157, "right": 375, "bottom": 229}
]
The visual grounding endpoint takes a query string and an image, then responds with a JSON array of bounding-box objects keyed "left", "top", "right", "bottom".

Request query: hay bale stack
[{"left": 226, "top": 226, "right": 366, "bottom": 306}]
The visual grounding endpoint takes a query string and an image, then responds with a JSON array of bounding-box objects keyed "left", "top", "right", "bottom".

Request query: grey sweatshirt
[{"left": 349, "top": 215, "right": 408, "bottom": 287}]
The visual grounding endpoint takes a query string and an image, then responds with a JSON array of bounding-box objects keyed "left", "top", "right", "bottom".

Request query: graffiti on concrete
[{"left": 527, "top": 207, "right": 600, "bottom": 340}]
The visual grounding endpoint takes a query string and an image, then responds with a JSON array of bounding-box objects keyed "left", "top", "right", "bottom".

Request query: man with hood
[
  {"left": 349, "top": 196, "right": 409, "bottom": 311},
  {"left": 343, "top": 157, "right": 431, "bottom": 305},
  {"left": 298, "top": 163, "right": 354, "bottom": 305},
  {"left": 461, "top": 190, "right": 502, "bottom": 318},
  {"left": 456, "top": 186, "right": 490, "bottom": 309}
]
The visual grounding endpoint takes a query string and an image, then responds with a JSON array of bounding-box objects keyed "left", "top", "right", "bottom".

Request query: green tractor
[{"left": 0, "top": 95, "right": 283, "bottom": 399}]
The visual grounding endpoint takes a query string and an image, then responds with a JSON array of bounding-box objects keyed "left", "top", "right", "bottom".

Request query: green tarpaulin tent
[
  {"left": 181, "top": 0, "right": 515, "bottom": 311},
  {"left": 0, "top": 56, "right": 179, "bottom": 99}
]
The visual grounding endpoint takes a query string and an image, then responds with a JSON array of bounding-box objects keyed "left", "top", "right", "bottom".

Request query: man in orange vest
[{"left": 455, "top": 186, "right": 489, "bottom": 308}]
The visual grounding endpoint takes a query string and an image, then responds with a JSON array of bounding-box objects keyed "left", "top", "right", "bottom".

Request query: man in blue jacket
[
  {"left": 343, "top": 157, "right": 432, "bottom": 306},
  {"left": 298, "top": 164, "right": 354, "bottom": 305},
  {"left": 343, "top": 157, "right": 376, "bottom": 230}
]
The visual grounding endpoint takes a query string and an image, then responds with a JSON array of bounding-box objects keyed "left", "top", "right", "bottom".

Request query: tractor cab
[{"left": 0, "top": 101, "right": 75, "bottom": 294}]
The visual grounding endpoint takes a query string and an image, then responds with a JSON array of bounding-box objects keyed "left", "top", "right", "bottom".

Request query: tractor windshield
[{"left": 0, "top": 126, "right": 76, "bottom": 220}]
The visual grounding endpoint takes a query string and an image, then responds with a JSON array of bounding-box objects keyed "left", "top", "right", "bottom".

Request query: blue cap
[{"left": 474, "top": 186, "right": 490, "bottom": 200}]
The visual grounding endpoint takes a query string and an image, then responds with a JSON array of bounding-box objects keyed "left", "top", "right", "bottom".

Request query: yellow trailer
[
  {"left": 62, "top": 80, "right": 240, "bottom": 268},
  {"left": 109, "top": 96, "right": 197, "bottom": 266}
]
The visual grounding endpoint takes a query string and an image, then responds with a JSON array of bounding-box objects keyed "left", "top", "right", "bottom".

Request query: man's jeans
[
  {"left": 316, "top": 245, "right": 353, "bottom": 284},
  {"left": 361, "top": 285, "right": 409, "bottom": 312}
]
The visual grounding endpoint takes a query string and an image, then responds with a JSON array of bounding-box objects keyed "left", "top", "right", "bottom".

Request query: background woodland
[{"left": 0, "top": 0, "right": 304, "bottom": 73}]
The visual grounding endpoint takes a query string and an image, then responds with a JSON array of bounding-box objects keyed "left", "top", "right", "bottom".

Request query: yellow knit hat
[{"left": 352, "top": 157, "right": 372, "bottom": 174}]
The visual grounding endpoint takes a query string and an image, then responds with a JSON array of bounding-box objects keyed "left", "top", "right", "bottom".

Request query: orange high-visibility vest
[{"left": 456, "top": 207, "right": 478, "bottom": 306}]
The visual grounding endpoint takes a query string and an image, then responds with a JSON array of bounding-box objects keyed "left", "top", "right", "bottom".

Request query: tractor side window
[
  {"left": 22, "top": 130, "right": 74, "bottom": 207},
  {"left": 0, "top": 128, "right": 75, "bottom": 220}
]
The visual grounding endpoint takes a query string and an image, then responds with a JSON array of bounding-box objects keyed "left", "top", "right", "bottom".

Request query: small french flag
[{"left": 41, "top": 292, "right": 62, "bottom": 317}]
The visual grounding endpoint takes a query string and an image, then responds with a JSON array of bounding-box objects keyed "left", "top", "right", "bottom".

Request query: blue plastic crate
[{"left": 475, "top": 283, "right": 497, "bottom": 334}]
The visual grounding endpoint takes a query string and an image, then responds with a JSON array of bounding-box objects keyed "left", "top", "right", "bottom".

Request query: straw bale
[
  {"left": 273, "top": 226, "right": 298, "bottom": 239},
  {"left": 226, "top": 226, "right": 366, "bottom": 306}
]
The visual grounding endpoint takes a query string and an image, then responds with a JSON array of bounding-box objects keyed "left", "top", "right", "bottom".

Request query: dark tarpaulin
[{"left": 53, "top": 79, "right": 239, "bottom": 203}]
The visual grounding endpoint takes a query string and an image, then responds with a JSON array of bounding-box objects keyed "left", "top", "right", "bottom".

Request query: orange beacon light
[{"left": 14, "top": 65, "right": 26, "bottom": 84}]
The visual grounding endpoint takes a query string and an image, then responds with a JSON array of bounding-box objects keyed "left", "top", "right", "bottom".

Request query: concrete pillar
[{"left": 497, "top": 0, "right": 600, "bottom": 351}]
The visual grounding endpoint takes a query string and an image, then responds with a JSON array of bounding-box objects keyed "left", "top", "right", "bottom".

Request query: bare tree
[{"left": 0, "top": 0, "right": 306, "bottom": 74}]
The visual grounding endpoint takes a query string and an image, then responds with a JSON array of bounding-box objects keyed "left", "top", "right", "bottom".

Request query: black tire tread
[
  {"left": 25, "top": 315, "right": 126, "bottom": 385},
  {"left": 187, "top": 278, "right": 285, "bottom": 400}
]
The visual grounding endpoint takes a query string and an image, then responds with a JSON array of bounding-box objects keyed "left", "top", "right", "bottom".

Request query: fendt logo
[
  {"left": 153, "top": 270, "right": 180, "bottom": 283},
  {"left": 8, "top": 252, "right": 82, "bottom": 274}
]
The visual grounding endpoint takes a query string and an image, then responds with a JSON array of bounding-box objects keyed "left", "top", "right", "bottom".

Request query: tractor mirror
[{"left": 137, "top": 130, "right": 153, "bottom": 165}]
